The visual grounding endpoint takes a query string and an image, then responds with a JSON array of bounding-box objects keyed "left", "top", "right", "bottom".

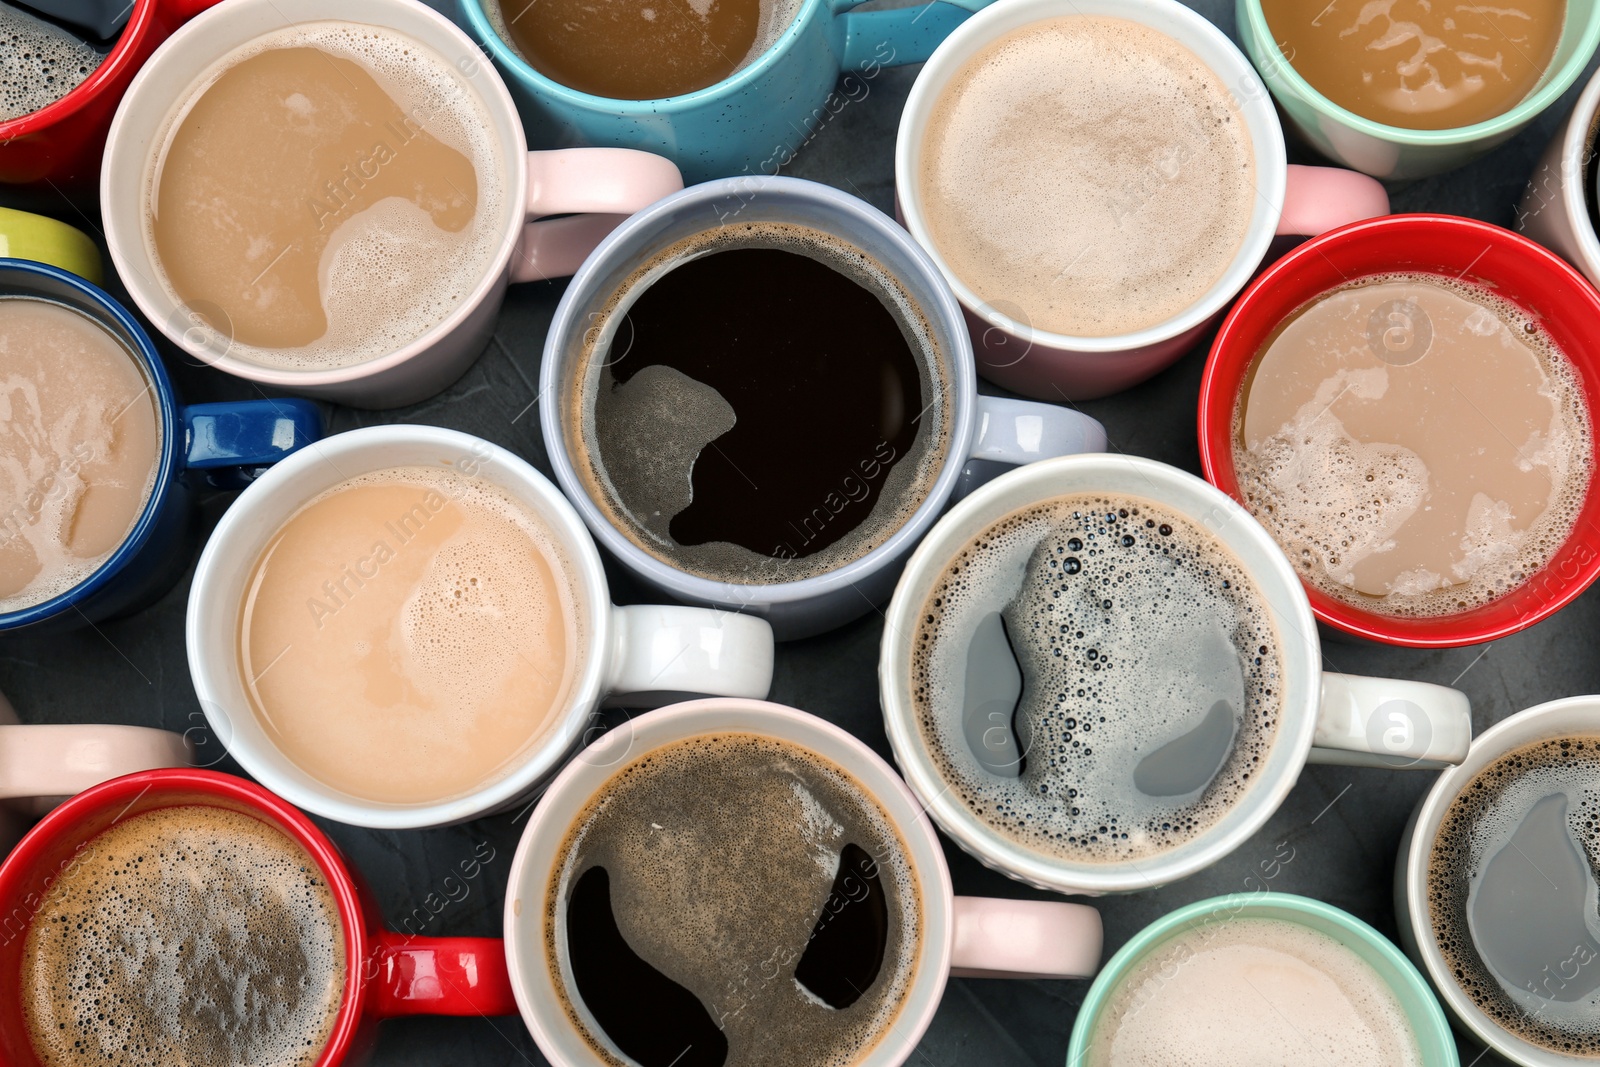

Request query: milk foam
[
  {"left": 911, "top": 495, "right": 1283, "bottom": 863},
  {"left": 21, "top": 806, "right": 346, "bottom": 1067},
  {"left": 918, "top": 15, "right": 1257, "bottom": 338},
  {"left": 0, "top": 1, "right": 104, "bottom": 123},
  {"left": 145, "top": 22, "right": 508, "bottom": 369},
  {"left": 1088, "top": 918, "right": 1422, "bottom": 1067}
]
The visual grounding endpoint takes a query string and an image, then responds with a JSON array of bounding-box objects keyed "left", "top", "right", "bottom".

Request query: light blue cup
[{"left": 457, "top": 0, "right": 990, "bottom": 183}]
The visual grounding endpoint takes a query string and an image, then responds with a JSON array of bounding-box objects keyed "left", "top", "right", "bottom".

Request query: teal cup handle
[
  {"left": 1236, "top": 0, "right": 1600, "bottom": 179},
  {"left": 459, "top": 0, "right": 995, "bottom": 183}
]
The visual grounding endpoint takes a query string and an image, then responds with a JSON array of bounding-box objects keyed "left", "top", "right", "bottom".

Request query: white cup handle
[
  {"left": 1309, "top": 672, "right": 1472, "bottom": 769},
  {"left": 603, "top": 604, "right": 775, "bottom": 705},
  {"left": 970, "top": 395, "right": 1107, "bottom": 466},
  {"left": 948, "top": 897, "right": 1102, "bottom": 979}
]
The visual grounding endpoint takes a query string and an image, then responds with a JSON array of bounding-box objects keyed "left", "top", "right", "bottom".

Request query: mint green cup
[
  {"left": 1066, "top": 893, "right": 1458, "bottom": 1066},
  {"left": 1236, "top": 0, "right": 1600, "bottom": 179}
]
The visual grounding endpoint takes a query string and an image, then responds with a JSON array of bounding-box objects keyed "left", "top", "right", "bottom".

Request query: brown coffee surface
[
  {"left": 20, "top": 805, "right": 346, "bottom": 1067},
  {"left": 918, "top": 15, "right": 1256, "bottom": 337},
  {"left": 1234, "top": 275, "right": 1592, "bottom": 618},
  {"left": 239, "top": 466, "right": 577, "bottom": 805},
  {"left": 0, "top": 298, "right": 159, "bottom": 613},
  {"left": 1261, "top": 0, "right": 1566, "bottom": 131},
  {"left": 149, "top": 23, "right": 506, "bottom": 369},
  {"left": 490, "top": 0, "right": 800, "bottom": 99},
  {"left": 547, "top": 732, "right": 921, "bottom": 1067}
]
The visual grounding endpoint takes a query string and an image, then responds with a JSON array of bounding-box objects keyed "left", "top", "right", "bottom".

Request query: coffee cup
[
  {"left": 1199, "top": 214, "right": 1600, "bottom": 649},
  {"left": 0, "top": 767, "right": 520, "bottom": 1067},
  {"left": 501, "top": 697, "right": 1104, "bottom": 1067},
  {"left": 187, "top": 424, "right": 775, "bottom": 830},
  {"left": 0, "top": 0, "right": 221, "bottom": 189},
  {"left": 0, "top": 258, "right": 320, "bottom": 636},
  {"left": 1519, "top": 66, "right": 1600, "bottom": 290},
  {"left": 879, "top": 454, "right": 1473, "bottom": 896},
  {"left": 459, "top": 0, "right": 991, "bottom": 183},
  {"left": 892, "top": 0, "right": 1390, "bottom": 402},
  {"left": 100, "top": 0, "right": 685, "bottom": 410},
  {"left": 0, "top": 688, "right": 191, "bottom": 854},
  {"left": 0, "top": 208, "right": 101, "bottom": 283},
  {"left": 1239, "top": 0, "right": 1600, "bottom": 180},
  {"left": 540, "top": 175, "right": 1107, "bottom": 641},
  {"left": 1397, "top": 696, "right": 1600, "bottom": 1066},
  {"left": 1067, "top": 892, "right": 1458, "bottom": 1066}
]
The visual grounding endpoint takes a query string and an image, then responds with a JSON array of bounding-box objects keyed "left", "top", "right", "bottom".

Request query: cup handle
[
  {"left": 165, "top": 0, "right": 228, "bottom": 20},
  {"left": 604, "top": 605, "right": 774, "bottom": 704},
  {"left": 370, "top": 932, "right": 518, "bottom": 1018},
  {"left": 959, "top": 395, "right": 1107, "bottom": 496},
  {"left": 838, "top": 0, "right": 994, "bottom": 71},
  {"left": 511, "top": 149, "right": 684, "bottom": 284},
  {"left": 1277, "top": 165, "right": 1390, "bottom": 238},
  {"left": 1309, "top": 672, "right": 1472, "bottom": 769},
  {"left": 0, "top": 724, "right": 192, "bottom": 814},
  {"left": 948, "top": 897, "right": 1102, "bottom": 979},
  {"left": 181, "top": 399, "right": 323, "bottom": 490}
]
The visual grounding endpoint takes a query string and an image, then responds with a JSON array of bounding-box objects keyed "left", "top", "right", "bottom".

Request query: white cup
[
  {"left": 1518, "top": 66, "right": 1600, "bottom": 290},
  {"left": 186, "top": 425, "right": 775, "bottom": 830},
  {"left": 1397, "top": 696, "right": 1600, "bottom": 1066},
  {"left": 879, "top": 454, "right": 1474, "bottom": 895},
  {"left": 100, "top": 0, "right": 683, "bottom": 409},
  {"left": 501, "top": 698, "right": 1104, "bottom": 1067}
]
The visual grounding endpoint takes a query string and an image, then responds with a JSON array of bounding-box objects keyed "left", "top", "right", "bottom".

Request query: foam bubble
[{"left": 0, "top": 2, "right": 104, "bottom": 123}]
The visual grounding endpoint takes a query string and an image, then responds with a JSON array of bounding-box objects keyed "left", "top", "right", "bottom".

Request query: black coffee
[
  {"left": 0, "top": 1, "right": 110, "bottom": 123},
  {"left": 911, "top": 494, "right": 1284, "bottom": 863},
  {"left": 20, "top": 805, "right": 346, "bottom": 1067},
  {"left": 546, "top": 733, "right": 922, "bottom": 1067},
  {"left": 572, "top": 222, "right": 951, "bottom": 585},
  {"left": 1428, "top": 737, "right": 1600, "bottom": 1053}
]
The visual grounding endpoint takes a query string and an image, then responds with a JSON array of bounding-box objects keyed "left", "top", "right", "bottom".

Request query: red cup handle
[
  {"left": 371, "top": 932, "right": 517, "bottom": 1019},
  {"left": 164, "top": 0, "right": 227, "bottom": 20}
]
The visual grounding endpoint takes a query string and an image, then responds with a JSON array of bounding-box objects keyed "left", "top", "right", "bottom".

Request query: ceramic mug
[
  {"left": 0, "top": 0, "right": 222, "bottom": 189},
  {"left": 879, "top": 454, "right": 1473, "bottom": 896},
  {"left": 1198, "top": 214, "right": 1600, "bottom": 649},
  {"left": 100, "top": 0, "right": 684, "bottom": 410},
  {"left": 1238, "top": 0, "right": 1600, "bottom": 180},
  {"left": 0, "top": 208, "right": 101, "bottom": 284},
  {"left": 541, "top": 175, "right": 1108, "bottom": 641},
  {"left": 1518, "top": 65, "right": 1600, "bottom": 290},
  {"left": 0, "top": 688, "right": 191, "bottom": 854},
  {"left": 1067, "top": 893, "right": 1459, "bottom": 1066},
  {"left": 187, "top": 425, "right": 776, "bottom": 831},
  {"left": 0, "top": 768, "right": 520, "bottom": 1067},
  {"left": 0, "top": 259, "right": 321, "bottom": 636},
  {"left": 459, "top": 0, "right": 992, "bottom": 183},
  {"left": 893, "top": 0, "right": 1391, "bottom": 402},
  {"left": 502, "top": 698, "right": 1105, "bottom": 1067}
]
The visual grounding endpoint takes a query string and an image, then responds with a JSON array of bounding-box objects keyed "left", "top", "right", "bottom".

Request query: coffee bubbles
[
  {"left": 911, "top": 494, "right": 1283, "bottom": 863},
  {"left": 0, "top": 1, "right": 106, "bottom": 123}
]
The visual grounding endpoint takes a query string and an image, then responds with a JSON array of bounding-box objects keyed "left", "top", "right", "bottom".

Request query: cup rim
[
  {"left": 184, "top": 423, "right": 615, "bottom": 830},
  {"left": 538, "top": 174, "right": 980, "bottom": 608},
  {"left": 1552, "top": 66, "right": 1600, "bottom": 277},
  {"left": 501, "top": 698, "right": 957, "bottom": 1067},
  {"left": 0, "top": 767, "right": 370, "bottom": 1067},
  {"left": 1401, "top": 695, "right": 1600, "bottom": 1066},
  {"left": 1064, "top": 892, "right": 1457, "bottom": 1064},
  {"left": 458, "top": 0, "right": 822, "bottom": 111},
  {"left": 1197, "top": 212, "right": 1600, "bottom": 648},
  {"left": 99, "top": 0, "right": 529, "bottom": 389},
  {"left": 1237, "top": 0, "right": 1600, "bottom": 147},
  {"left": 892, "top": 0, "right": 1290, "bottom": 355},
  {"left": 0, "top": 0, "right": 161, "bottom": 137},
  {"left": 877, "top": 453, "right": 1325, "bottom": 895},
  {"left": 0, "top": 259, "right": 180, "bottom": 632}
]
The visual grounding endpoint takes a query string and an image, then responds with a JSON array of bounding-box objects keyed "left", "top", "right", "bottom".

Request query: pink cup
[{"left": 501, "top": 699, "right": 1104, "bottom": 1066}]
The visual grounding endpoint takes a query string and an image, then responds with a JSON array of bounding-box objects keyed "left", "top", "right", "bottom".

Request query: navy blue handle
[{"left": 181, "top": 400, "right": 323, "bottom": 490}]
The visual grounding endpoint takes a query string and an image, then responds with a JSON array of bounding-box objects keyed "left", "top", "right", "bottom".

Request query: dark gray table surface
[{"left": 2, "top": 1, "right": 1593, "bottom": 1063}]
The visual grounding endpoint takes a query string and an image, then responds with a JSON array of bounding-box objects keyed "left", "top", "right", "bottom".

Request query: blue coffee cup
[
  {"left": 457, "top": 0, "right": 991, "bottom": 183},
  {"left": 0, "top": 260, "right": 321, "bottom": 635}
]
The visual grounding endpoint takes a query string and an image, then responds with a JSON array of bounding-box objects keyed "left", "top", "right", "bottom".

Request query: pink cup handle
[
  {"left": 948, "top": 897, "right": 1103, "bottom": 979},
  {"left": 511, "top": 149, "right": 684, "bottom": 284},
  {"left": 1277, "top": 165, "right": 1390, "bottom": 238},
  {"left": 0, "top": 725, "right": 192, "bottom": 814}
]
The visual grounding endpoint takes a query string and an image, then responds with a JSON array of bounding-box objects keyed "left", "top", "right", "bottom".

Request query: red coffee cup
[
  {"left": 1198, "top": 213, "right": 1600, "bottom": 648},
  {"left": 0, "top": 0, "right": 220, "bottom": 188},
  {"left": 0, "top": 769, "right": 517, "bottom": 1066}
]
